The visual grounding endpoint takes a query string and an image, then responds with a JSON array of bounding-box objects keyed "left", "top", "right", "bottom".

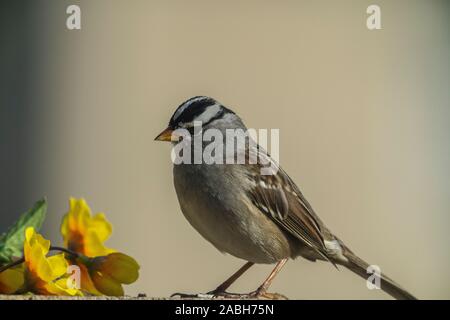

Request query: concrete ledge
[{"left": 0, "top": 294, "right": 281, "bottom": 300}]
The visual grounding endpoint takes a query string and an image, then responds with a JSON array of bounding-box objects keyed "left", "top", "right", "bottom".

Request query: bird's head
[{"left": 155, "top": 96, "right": 238, "bottom": 142}]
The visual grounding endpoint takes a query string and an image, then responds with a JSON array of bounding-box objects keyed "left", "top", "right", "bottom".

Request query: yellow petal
[
  {"left": 84, "top": 231, "right": 115, "bottom": 257},
  {"left": 60, "top": 213, "right": 69, "bottom": 243},
  {"left": 47, "top": 253, "right": 69, "bottom": 278},
  {"left": 34, "top": 251, "right": 55, "bottom": 282},
  {"left": 23, "top": 230, "right": 33, "bottom": 262},
  {"left": 26, "top": 239, "right": 46, "bottom": 275},
  {"left": 89, "top": 213, "right": 113, "bottom": 242},
  {"left": 0, "top": 267, "right": 24, "bottom": 294},
  {"left": 76, "top": 199, "right": 92, "bottom": 234},
  {"left": 45, "top": 278, "right": 82, "bottom": 296},
  {"left": 34, "top": 232, "right": 50, "bottom": 255},
  {"left": 25, "top": 227, "right": 35, "bottom": 243},
  {"left": 67, "top": 198, "right": 91, "bottom": 234}
]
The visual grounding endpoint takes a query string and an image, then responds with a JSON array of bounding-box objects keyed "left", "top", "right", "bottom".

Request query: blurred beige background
[{"left": 1, "top": 0, "right": 449, "bottom": 299}]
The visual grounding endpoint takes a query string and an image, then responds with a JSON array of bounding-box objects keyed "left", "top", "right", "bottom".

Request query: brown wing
[{"left": 245, "top": 162, "right": 332, "bottom": 262}]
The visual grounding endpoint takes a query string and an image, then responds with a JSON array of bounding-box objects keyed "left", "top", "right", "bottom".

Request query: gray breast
[{"left": 173, "top": 163, "right": 296, "bottom": 264}]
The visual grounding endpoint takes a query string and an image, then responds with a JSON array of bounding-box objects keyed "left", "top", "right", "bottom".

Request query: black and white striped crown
[{"left": 169, "top": 96, "right": 235, "bottom": 128}]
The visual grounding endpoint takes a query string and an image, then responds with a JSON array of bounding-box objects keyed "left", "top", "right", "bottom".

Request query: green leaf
[{"left": 0, "top": 198, "right": 47, "bottom": 264}]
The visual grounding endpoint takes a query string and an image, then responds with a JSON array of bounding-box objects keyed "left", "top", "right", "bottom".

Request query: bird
[{"left": 155, "top": 96, "right": 416, "bottom": 300}]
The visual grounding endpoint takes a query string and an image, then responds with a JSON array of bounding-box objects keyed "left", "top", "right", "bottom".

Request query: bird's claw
[
  {"left": 170, "top": 292, "right": 214, "bottom": 299},
  {"left": 170, "top": 288, "right": 288, "bottom": 300}
]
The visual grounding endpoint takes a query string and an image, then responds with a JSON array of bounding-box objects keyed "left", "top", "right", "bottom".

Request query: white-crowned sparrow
[{"left": 155, "top": 96, "right": 416, "bottom": 300}]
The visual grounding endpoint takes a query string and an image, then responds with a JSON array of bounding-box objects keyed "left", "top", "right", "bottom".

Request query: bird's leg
[
  {"left": 211, "top": 259, "right": 289, "bottom": 299},
  {"left": 170, "top": 261, "right": 254, "bottom": 299},
  {"left": 247, "top": 258, "right": 288, "bottom": 299},
  {"left": 171, "top": 259, "right": 289, "bottom": 299},
  {"left": 207, "top": 261, "right": 255, "bottom": 296}
]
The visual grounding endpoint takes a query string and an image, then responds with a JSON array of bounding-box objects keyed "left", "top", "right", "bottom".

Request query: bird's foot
[
  {"left": 170, "top": 290, "right": 243, "bottom": 299},
  {"left": 207, "top": 286, "right": 288, "bottom": 300},
  {"left": 170, "top": 286, "right": 288, "bottom": 300},
  {"left": 170, "top": 292, "right": 215, "bottom": 299}
]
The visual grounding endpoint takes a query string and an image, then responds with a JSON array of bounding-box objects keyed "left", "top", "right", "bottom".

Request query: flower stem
[
  {"left": 0, "top": 258, "right": 25, "bottom": 273},
  {"left": 49, "top": 246, "right": 80, "bottom": 258},
  {"left": 0, "top": 246, "right": 80, "bottom": 273}
]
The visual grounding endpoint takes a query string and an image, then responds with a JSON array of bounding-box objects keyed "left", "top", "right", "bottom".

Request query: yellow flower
[
  {"left": 60, "top": 198, "right": 139, "bottom": 296},
  {"left": 61, "top": 198, "right": 114, "bottom": 257},
  {"left": 23, "top": 227, "right": 80, "bottom": 295},
  {"left": 84, "top": 253, "right": 140, "bottom": 296},
  {"left": 0, "top": 266, "right": 24, "bottom": 294}
]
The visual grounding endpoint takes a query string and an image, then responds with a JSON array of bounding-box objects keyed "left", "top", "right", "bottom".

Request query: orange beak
[{"left": 154, "top": 127, "right": 179, "bottom": 142}]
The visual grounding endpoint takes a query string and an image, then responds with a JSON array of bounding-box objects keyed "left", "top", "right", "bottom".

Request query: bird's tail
[{"left": 338, "top": 243, "right": 417, "bottom": 300}]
